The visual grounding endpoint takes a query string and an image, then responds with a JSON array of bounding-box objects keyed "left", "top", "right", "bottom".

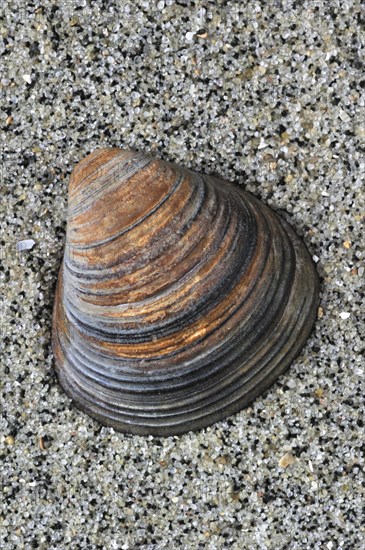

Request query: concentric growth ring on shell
[{"left": 52, "top": 148, "right": 319, "bottom": 436}]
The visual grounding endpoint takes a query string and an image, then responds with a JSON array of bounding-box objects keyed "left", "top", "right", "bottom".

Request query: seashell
[{"left": 52, "top": 148, "right": 319, "bottom": 436}]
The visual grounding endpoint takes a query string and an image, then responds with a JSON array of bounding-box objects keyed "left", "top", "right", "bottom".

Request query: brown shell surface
[{"left": 52, "top": 148, "right": 319, "bottom": 436}]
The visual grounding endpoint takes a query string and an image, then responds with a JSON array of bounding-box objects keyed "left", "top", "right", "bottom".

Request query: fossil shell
[{"left": 52, "top": 148, "right": 319, "bottom": 436}]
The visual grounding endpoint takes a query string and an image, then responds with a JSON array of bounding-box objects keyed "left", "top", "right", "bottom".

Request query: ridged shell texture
[{"left": 53, "top": 148, "right": 319, "bottom": 436}]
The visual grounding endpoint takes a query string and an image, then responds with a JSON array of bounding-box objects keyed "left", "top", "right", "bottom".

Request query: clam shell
[{"left": 52, "top": 148, "right": 319, "bottom": 436}]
